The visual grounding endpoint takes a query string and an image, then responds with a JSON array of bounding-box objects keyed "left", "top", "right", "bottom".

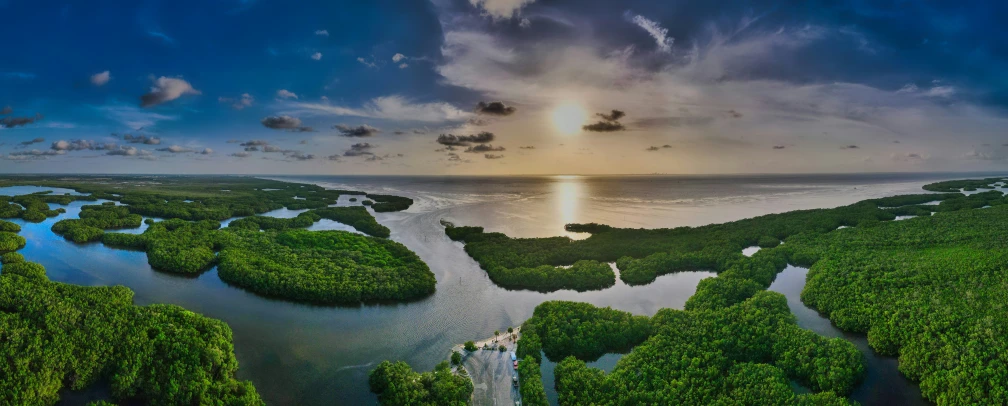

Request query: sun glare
[{"left": 551, "top": 102, "right": 587, "bottom": 135}]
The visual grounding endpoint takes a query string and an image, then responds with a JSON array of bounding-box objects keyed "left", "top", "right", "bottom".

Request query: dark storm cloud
[
  {"left": 123, "top": 134, "right": 162, "bottom": 145},
  {"left": 464, "top": 144, "right": 505, "bottom": 153},
  {"left": 1, "top": 114, "right": 43, "bottom": 128},
  {"left": 343, "top": 142, "right": 376, "bottom": 156},
  {"left": 20, "top": 137, "right": 44, "bottom": 146},
  {"left": 283, "top": 151, "right": 315, "bottom": 160},
  {"left": 597, "top": 110, "right": 625, "bottom": 121},
  {"left": 334, "top": 124, "right": 380, "bottom": 137},
  {"left": 436, "top": 132, "right": 495, "bottom": 146},
  {"left": 261, "top": 115, "right": 304, "bottom": 130},
  {"left": 475, "top": 101, "right": 516, "bottom": 116},
  {"left": 583, "top": 110, "right": 626, "bottom": 132},
  {"left": 583, "top": 121, "right": 625, "bottom": 132}
]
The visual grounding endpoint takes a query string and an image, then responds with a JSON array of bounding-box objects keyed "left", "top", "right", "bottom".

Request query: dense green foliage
[
  {"left": 0, "top": 176, "right": 413, "bottom": 223},
  {"left": 523, "top": 295, "right": 861, "bottom": 405},
  {"left": 0, "top": 258, "right": 262, "bottom": 405},
  {"left": 922, "top": 177, "right": 1004, "bottom": 192},
  {"left": 517, "top": 356, "right": 548, "bottom": 406},
  {"left": 104, "top": 219, "right": 225, "bottom": 274},
  {"left": 312, "top": 206, "right": 391, "bottom": 238},
  {"left": 497, "top": 176, "right": 1008, "bottom": 405},
  {"left": 216, "top": 229, "right": 435, "bottom": 304},
  {"left": 227, "top": 211, "right": 321, "bottom": 231},
  {"left": 368, "top": 361, "right": 472, "bottom": 406},
  {"left": 51, "top": 204, "right": 143, "bottom": 243},
  {"left": 365, "top": 194, "right": 413, "bottom": 212},
  {"left": 0, "top": 231, "right": 26, "bottom": 253}
]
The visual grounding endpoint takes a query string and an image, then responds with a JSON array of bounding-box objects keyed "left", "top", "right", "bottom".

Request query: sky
[{"left": 1, "top": 0, "right": 1007, "bottom": 175}]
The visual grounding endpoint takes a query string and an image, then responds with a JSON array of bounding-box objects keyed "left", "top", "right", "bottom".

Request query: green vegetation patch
[
  {"left": 922, "top": 177, "right": 1006, "bottom": 192},
  {"left": 368, "top": 361, "right": 472, "bottom": 406},
  {"left": 217, "top": 229, "right": 435, "bottom": 304},
  {"left": 312, "top": 206, "right": 391, "bottom": 238},
  {"left": 0, "top": 261, "right": 262, "bottom": 405},
  {"left": 52, "top": 204, "right": 143, "bottom": 243}
]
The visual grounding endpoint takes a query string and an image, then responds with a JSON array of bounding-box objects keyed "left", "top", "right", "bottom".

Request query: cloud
[
  {"left": 519, "top": 18, "right": 530, "bottom": 28},
  {"left": 261, "top": 115, "right": 304, "bottom": 130},
  {"left": 140, "top": 77, "right": 200, "bottom": 108},
  {"left": 97, "top": 104, "right": 176, "bottom": 129},
  {"left": 240, "top": 140, "right": 269, "bottom": 147},
  {"left": 147, "top": 30, "right": 176, "bottom": 45},
  {"left": 51, "top": 139, "right": 117, "bottom": 151},
  {"left": 334, "top": 124, "right": 380, "bottom": 137},
  {"left": 90, "top": 70, "right": 111, "bottom": 86},
  {"left": 283, "top": 151, "right": 315, "bottom": 160},
  {"left": 892, "top": 152, "right": 928, "bottom": 162},
  {"left": 484, "top": 153, "right": 504, "bottom": 159},
  {"left": 475, "top": 101, "right": 516, "bottom": 116},
  {"left": 464, "top": 144, "right": 505, "bottom": 153},
  {"left": 772, "top": 145, "right": 786, "bottom": 150},
  {"left": 311, "top": 52, "right": 322, "bottom": 61},
  {"left": 631, "top": 116, "right": 714, "bottom": 128},
  {"left": 283, "top": 95, "right": 473, "bottom": 123},
  {"left": 582, "top": 109, "right": 626, "bottom": 132},
  {"left": 156, "top": 145, "right": 193, "bottom": 153},
  {"left": 519, "top": 145, "right": 534, "bottom": 149},
  {"left": 263, "top": 145, "right": 283, "bottom": 153},
  {"left": 842, "top": 145, "right": 859, "bottom": 149},
  {"left": 399, "top": 63, "right": 409, "bottom": 69},
  {"left": 219, "top": 93, "right": 254, "bottom": 110},
  {"left": 315, "top": 29, "right": 329, "bottom": 37},
  {"left": 583, "top": 121, "right": 625, "bottom": 132},
  {"left": 469, "top": 0, "right": 534, "bottom": 19},
  {"left": 727, "top": 110, "right": 743, "bottom": 118},
  {"left": 20, "top": 137, "right": 44, "bottom": 146},
  {"left": 357, "top": 57, "right": 378, "bottom": 68},
  {"left": 9, "top": 149, "right": 64, "bottom": 158},
  {"left": 231, "top": 151, "right": 250, "bottom": 158},
  {"left": 105, "top": 145, "right": 154, "bottom": 158},
  {"left": 392, "top": 53, "right": 407, "bottom": 63},
  {"left": 343, "top": 142, "right": 376, "bottom": 156},
  {"left": 436, "top": 132, "right": 495, "bottom": 146},
  {"left": 626, "top": 12, "right": 673, "bottom": 53},
  {"left": 199, "top": 148, "right": 213, "bottom": 155},
  {"left": 122, "top": 134, "right": 161, "bottom": 145},
  {"left": 276, "top": 89, "right": 298, "bottom": 100},
  {"left": 924, "top": 86, "right": 955, "bottom": 98},
  {"left": 0, "top": 114, "right": 43, "bottom": 128},
  {"left": 646, "top": 146, "right": 660, "bottom": 151}
]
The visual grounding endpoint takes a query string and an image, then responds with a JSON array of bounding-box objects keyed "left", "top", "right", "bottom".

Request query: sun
[{"left": 551, "top": 102, "right": 587, "bottom": 135}]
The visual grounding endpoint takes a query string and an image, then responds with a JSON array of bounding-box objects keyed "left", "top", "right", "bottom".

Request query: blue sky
[{"left": 1, "top": 0, "right": 1007, "bottom": 174}]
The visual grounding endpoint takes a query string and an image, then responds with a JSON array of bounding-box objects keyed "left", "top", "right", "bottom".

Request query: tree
[
  {"left": 464, "top": 341, "right": 477, "bottom": 352},
  {"left": 451, "top": 351, "right": 462, "bottom": 366}
]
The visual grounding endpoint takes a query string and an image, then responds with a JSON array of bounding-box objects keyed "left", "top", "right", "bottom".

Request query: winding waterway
[{"left": 4, "top": 173, "right": 988, "bottom": 405}]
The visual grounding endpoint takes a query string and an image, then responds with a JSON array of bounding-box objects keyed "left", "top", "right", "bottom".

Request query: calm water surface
[{"left": 6, "top": 173, "right": 992, "bottom": 405}]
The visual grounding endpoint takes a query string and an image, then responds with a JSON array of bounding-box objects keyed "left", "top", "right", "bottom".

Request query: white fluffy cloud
[
  {"left": 315, "top": 29, "right": 329, "bottom": 37},
  {"left": 283, "top": 95, "right": 472, "bottom": 123},
  {"left": 276, "top": 89, "right": 298, "bottom": 100},
  {"left": 469, "top": 0, "right": 535, "bottom": 19},
  {"left": 311, "top": 52, "right": 322, "bottom": 61},
  {"left": 392, "top": 53, "right": 407, "bottom": 63},
  {"left": 90, "top": 70, "right": 111, "bottom": 86},
  {"left": 139, "top": 76, "right": 200, "bottom": 108},
  {"left": 626, "top": 13, "right": 672, "bottom": 53}
]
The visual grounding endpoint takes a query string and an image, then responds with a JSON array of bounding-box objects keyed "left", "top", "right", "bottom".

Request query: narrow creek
[{"left": 768, "top": 265, "right": 929, "bottom": 406}]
